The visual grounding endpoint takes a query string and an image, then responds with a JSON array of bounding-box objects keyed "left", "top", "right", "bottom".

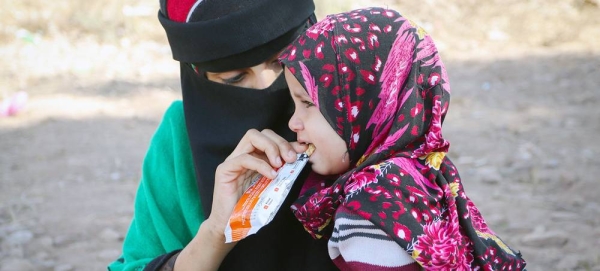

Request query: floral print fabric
[{"left": 279, "top": 7, "right": 526, "bottom": 270}]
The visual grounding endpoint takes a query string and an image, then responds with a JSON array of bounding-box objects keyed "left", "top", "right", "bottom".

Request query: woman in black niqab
[{"left": 151, "top": 0, "right": 338, "bottom": 270}]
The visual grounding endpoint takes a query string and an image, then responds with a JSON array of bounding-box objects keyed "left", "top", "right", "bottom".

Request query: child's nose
[{"left": 288, "top": 113, "right": 303, "bottom": 132}]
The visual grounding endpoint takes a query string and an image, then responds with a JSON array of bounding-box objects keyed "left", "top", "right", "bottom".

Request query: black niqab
[{"left": 157, "top": 0, "right": 338, "bottom": 269}]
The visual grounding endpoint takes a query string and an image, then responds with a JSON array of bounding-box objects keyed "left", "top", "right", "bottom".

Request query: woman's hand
[
  {"left": 176, "top": 129, "right": 306, "bottom": 271},
  {"left": 208, "top": 129, "right": 307, "bottom": 233}
]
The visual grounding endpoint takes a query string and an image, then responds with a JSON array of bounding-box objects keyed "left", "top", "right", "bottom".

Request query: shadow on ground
[{"left": 1, "top": 52, "right": 599, "bottom": 271}]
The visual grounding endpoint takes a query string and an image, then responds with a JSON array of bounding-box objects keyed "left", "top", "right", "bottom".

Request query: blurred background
[{"left": 1, "top": 0, "right": 599, "bottom": 270}]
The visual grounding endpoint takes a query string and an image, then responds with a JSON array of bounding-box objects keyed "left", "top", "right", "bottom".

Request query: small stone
[
  {"left": 522, "top": 230, "right": 569, "bottom": 247},
  {"left": 38, "top": 259, "right": 57, "bottom": 269},
  {"left": 34, "top": 236, "right": 54, "bottom": 248},
  {"left": 99, "top": 228, "right": 122, "bottom": 242},
  {"left": 0, "top": 223, "right": 21, "bottom": 237},
  {"left": 0, "top": 258, "right": 35, "bottom": 271},
  {"left": 556, "top": 256, "right": 581, "bottom": 271},
  {"left": 34, "top": 251, "right": 50, "bottom": 260},
  {"left": 581, "top": 149, "right": 594, "bottom": 159},
  {"left": 487, "top": 30, "right": 509, "bottom": 41},
  {"left": 483, "top": 214, "right": 508, "bottom": 228},
  {"left": 98, "top": 249, "right": 121, "bottom": 260},
  {"left": 53, "top": 235, "right": 74, "bottom": 247},
  {"left": 563, "top": 118, "right": 579, "bottom": 128},
  {"left": 457, "top": 156, "right": 476, "bottom": 165},
  {"left": 110, "top": 172, "right": 121, "bottom": 181},
  {"left": 516, "top": 149, "right": 532, "bottom": 161},
  {"left": 5, "top": 230, "right": 34, "bottom": 246},
  {"left": 550, "top": 211, "right": 578, "bottom": 220},
  {"left": 54, "top": 264, "right": 74, "bottom": 271},
  {"left": 542, "top": 159, "right": 559, "bottom": 169},
  {"left": 476, "top": 167, "right": 502, "bottom": 184},
  {"left": 481, "top": 81, "right": 492, "bottom": 91}
]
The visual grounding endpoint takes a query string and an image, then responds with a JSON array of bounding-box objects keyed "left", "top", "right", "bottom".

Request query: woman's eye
[
  {"left": 271, "top": 59, "right": 282, "bottom": 67},
  {"left": 222, "top": 73, "right": 246, "bottom": 85}
]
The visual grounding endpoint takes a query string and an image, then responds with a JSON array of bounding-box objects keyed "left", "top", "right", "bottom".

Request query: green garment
[{"left": 108, "top": 101, "right": 204, "bottom": 271}]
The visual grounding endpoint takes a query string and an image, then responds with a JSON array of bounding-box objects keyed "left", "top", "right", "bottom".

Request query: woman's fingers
[
  {"left": 217, "top": 153, "right": 277, "bottom": 182},
  {"left": 228, "top": 129, "right": 279, "bottom": 167},
  {"left": 210, "top": 131, "right": 296, "bottom": 235},
  {"left": 259, "top": 129, "right": 298, "bottom": 163},
  {"left": 228, "top": 129, "right": 296, "bottom": 166}
]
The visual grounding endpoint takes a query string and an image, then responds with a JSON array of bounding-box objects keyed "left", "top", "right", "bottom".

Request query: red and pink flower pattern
[{"left": 413, "top": 220, "right": 472, "bottom": 270}]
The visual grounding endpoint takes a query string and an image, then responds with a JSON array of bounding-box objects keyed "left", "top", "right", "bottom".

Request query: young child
[{"left": 279, "top": 7, "right": 526, "bottom": 271}]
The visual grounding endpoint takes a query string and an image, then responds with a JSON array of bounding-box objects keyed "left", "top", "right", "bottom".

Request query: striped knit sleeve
[{"left": 328, "top": 205, "right": 422, "bottom": 271}]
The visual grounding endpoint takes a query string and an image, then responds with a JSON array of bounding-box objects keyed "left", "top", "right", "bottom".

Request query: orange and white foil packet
[{"left": 224, "top": 145, "right": 315, "bottom": 243}]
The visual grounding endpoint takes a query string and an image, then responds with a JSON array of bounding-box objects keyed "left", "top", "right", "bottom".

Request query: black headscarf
[{"left": 158, "top": 0, "right": 337, "bottom": 270}]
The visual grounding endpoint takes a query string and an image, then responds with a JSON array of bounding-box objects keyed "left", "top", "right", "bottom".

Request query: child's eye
[{"left": 302, "top": 101, "right": 315, "bottom": 108}]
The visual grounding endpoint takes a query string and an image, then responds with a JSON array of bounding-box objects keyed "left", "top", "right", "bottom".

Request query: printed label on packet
[{"left": 224, "top": 145, "right": 315, "bottom": 243}]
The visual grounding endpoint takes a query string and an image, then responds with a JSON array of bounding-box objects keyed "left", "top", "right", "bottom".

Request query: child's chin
[
  {"left": 310, "top": 163, "right": 335, "bottom": 176},
  {"left": 309, "top": 163, "right": 326, "bottom": 175}
]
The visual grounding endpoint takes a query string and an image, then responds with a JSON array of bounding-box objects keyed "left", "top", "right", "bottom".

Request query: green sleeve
[{"left": 108, "top": 101, "right": 205, "bottom": 271}]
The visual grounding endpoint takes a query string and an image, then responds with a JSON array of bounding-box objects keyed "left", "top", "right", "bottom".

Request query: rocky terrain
[{"left": 1, "top": 0, "right": 599, "bottom": 270}]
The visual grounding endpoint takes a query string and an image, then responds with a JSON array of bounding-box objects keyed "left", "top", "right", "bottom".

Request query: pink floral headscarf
[{"left": 279, "top": 8, "right": 526, "bottom": 270}]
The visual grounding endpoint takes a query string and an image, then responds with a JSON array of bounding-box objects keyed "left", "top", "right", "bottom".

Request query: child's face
[{"left": 285, "top": 68, "right": 350, "bottom": 175}]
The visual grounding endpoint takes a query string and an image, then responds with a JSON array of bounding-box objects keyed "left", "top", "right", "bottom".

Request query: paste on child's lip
[
  {"left": 224, "top": 146, "right": 314, "bottom": 243},
  {"left": 305, "top": 143, "right": 316, "bottom": 157}
]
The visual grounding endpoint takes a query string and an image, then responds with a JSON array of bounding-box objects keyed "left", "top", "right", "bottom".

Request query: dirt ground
[{"left": 1, "top": 1, "right": 599, "bottom": 270}]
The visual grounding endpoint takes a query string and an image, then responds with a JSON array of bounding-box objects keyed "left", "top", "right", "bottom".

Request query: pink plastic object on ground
[{"left": 0, "top": 91, "right": 28, "bottom": 117}]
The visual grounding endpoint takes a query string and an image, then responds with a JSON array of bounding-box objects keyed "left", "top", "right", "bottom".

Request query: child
[{"left": 279, "top": 7, "right": 526, "bottom": 271}]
